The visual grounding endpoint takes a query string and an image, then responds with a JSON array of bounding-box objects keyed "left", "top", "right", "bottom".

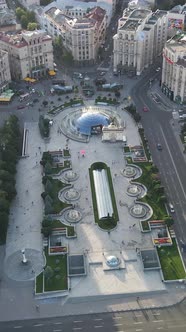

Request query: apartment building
[
  {"left": 0, "top": 0, "right": 7, "bottom": 10},
  {"left": 42, "top": 6, "right": 107, "bottom": 64},
  {"left": 0, "top": 30, "right": 54, "bottom": 80},
  {"left": 0, "top": 49, "right": 11, "bottom": 93},
  {"left": 161, "top": 33, "right": 186, "bottom": 104},
  {"left": 113, "top": 8, "right": 167, "bottom": 75},
  {"left": 18, "top": 0, "right": 40, "bottom": 8}
]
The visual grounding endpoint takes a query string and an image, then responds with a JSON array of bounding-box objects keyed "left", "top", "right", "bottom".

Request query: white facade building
[
  {"left": 0, "top": 30, "right": 54, "bottom": 80},
  {"left": 42, "top": 6, "right": 107, "bottom": 64},
  {"left": 113, "top": 8, "right": 168, "bottom": 75},
  {"left": 0, "top": 49, "right": 11, "bottom": 92},
  {"left": 161, "top": 33, "right": 186, "bottom": 104},
  {"left": 0, "top": 0, "right": 7, "bottom": 10}
]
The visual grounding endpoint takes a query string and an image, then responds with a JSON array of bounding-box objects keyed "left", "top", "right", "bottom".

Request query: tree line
[
  {"left": 0, "top": 116, "right": 21, "bottom": 244},
  {"left": 16, "top": 7, "right": 38, "bottom": 30}
]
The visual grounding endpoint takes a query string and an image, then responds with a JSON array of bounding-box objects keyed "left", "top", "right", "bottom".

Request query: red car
[
  {"left": 17, "top": 105, "right": 26, "bottom": 109},
  {"left": 143, "top": 106, "right": 149, "bottom": 112}
]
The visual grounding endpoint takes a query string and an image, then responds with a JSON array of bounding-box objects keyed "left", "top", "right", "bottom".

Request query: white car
[
  {"left": 169, "top": 203, "right": 175, "bottom": 213},
  {"left": 156, "top": 67, "right": 161, "bottom": 72}
]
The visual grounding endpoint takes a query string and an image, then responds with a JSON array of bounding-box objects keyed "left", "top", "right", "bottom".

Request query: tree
[
  {"left": 44, "top": 266, "right": 54, "bottom": 280},
  {"left": 45, "top": 179, "right": 53, "bottom": 193},
  {"left": 45, "top": 194, "right": 53, "bottom": 215},
  {"left": 164, "top": 217, "right": 174, "bottom": 228},
  {"left": 0, "top": 211, "right": 9, "bottom": 243},
  {"left": 16, "top": 7, "right": 25, "bottom": 19},
  {"left": 20, "top": 15, "right": 28, "bottom": 29},
  {"left": 27, "top": 22, "right": 37, "bottom": 31},
  {"left": 41, "top": 218, "right": 53, "bottom": 237}
]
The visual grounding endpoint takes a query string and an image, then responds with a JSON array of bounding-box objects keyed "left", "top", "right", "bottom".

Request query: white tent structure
[{"left": 93, "top": 169, "right": 113, "bottom": 220}]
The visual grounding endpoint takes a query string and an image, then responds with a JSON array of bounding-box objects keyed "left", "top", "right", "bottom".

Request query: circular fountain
[
  {"left": 123, "top": 166, "right": 136, "bottom": 177},
  {"left": 64, "top": 188, "right": 80, "bottom": 201},
  {"left": 106, "top": 255, "right": 120, "bottom": 268},
  {"left": 64, "top": 170, "right": 78, "bottom": 182},
  {"left": 130, "top": 203, "right": 148, "bottom": 218},
  {"left": 64, "top": 209, "right": 82, "bottom": 223},
  {"left": 127, "top": 184, "right": 141, "bottom": 197}
]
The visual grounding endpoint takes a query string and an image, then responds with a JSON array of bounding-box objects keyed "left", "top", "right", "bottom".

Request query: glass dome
[
  {"left": 76, "top": 112, "right": 110, "bottom": 135},
  {"left": 106, "top": 255, "right": 120, "bottom": 267}
]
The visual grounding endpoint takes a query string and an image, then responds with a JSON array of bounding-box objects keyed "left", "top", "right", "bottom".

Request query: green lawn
[
  {"left": 133, "top": 162, "right": 167, "bottom": 220},
  {"left": 44, "top": 248, "right": 68, "bottom": 292},
  {"left": 52, "top": 219, "right": 75, "bottom": 237},
  {"left": 141, "top": 220, "right": 150, "bottom": 231},
  {"left": 89, "top": 162, "right": 119, "bottom": 230},
  {"left": 157, "top": 239, "right": 186, "bottom": 280},
  {"left": 35, "top": 249, "right": 68, "bottom": 293},
  {"left": 35, "top": 272, "right": 43, "bottom": 294},
  {"left": 124, "top": 146, "right": 130, "bottom": 153},
  {"left": 50, "top": 160, "right": 71, "bottom": 175},
  {"left": 138, "top": 128, "right": 151, "bottom": 161},
  {"left": 63, "top": 149, "right": 71, "bottom": 157}
]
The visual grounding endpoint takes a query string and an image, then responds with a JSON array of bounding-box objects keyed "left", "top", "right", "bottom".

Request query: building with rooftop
[
  {"left": 161, "top": 33, "right": 186, "bottom": 104},
  {"left": 42, "top": 6, "right": 107, "bottom": 64},
  {"left": 0, "top": 0, "right": 7, "bottom": 10},
  {"left": 113, "top": 8, "right": 167, "bottom": 75},
  {"left": 0, "top": 8, "right": 17, "bottom": 32},
  {"left": 0, "top": 30, "right": 54, "bottom": 80},
  {"left": 18, "top": 0, "right": 40, "bottom": 8},
  {"left": 0, "top": 49, "right": 11, "bottom": 93}
]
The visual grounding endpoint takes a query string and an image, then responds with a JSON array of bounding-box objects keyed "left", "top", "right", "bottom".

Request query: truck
[{"left": 52, "top": 85, "right": 73, "bottom": 93}]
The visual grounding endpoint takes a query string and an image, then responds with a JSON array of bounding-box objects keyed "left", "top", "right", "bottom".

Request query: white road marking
[
  {"left": 13, "top": 327, "right": 22, "bottom": 329},
  {"left": 153, "top": 320, "right": 164, "bottom": 323},
  {"left": 94, "top": 326, "right": 103, "bottom": 328},
  {"left": 73, "top": 321, "right": 83, "bottom": 323},
  {"left": 73, "top": 328, "right": 82, "bottom": 331},
  {"left": 54, "top": 322, "right": 62, "bottom": 325},
  {"left": 114, "top": 323, "right": 122, "bottom": 326},
  {"left": 168, "top": 324, "right": 186, "bottom": 329},
  {"left": 53, "top": 330, "right": 62, "bottom": 332},
  {"left": 134, "top": 322, "right": 143, "bottom": 324},
  {"left": 113, "top": 316, "right": 122, "bottom": 319},
  {"left": 34, "top": 324, "right": 44, "bottom": 327},
  {"left": 157, "top": 328, "right": 164, "bottom": 330},
  {"left": 136, "top": 329, "right": 143, "bottom": 332},
  {"left": 153, "top": 313, "right": 161, "bottom": 316},
  {"left": 94, "top": 318, "right": 103, "bottom": 321}
]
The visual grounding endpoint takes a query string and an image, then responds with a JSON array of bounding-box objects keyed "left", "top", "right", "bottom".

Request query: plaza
[{"left": 4, "top": 103, "right": 166, "bottom": 296}]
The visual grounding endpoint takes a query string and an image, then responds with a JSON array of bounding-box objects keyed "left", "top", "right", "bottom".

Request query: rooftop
[
  {"left": 0, "top": 30, "right": 52, "bottom": 48},
  {"left": 129, "top": 8, "right": 151, "bottom": 19}
]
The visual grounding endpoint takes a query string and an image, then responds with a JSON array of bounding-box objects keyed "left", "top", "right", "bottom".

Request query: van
[{"left": 169, "top": 203, "right": 175, "bottom": 213}]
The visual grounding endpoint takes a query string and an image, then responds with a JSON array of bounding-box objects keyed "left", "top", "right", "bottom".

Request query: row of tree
[
  {"left": 16, "top": 7, "right": 38, "bottom": 30},
  {"left": 0, "top": 116, "right": 21, "bottom": 243},
  {"left": 39, "top": 115, "right": 50, "bottom": 138}
]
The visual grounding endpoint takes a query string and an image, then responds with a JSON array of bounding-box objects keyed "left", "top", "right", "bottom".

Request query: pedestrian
[{"left": 36, "top": 304, "right": 40, "bottom": 311}]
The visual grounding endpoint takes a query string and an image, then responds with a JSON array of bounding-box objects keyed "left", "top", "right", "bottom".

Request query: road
[
  {"left": 131, "top": 68, "right": 186, "bottom": 254},
  {"left": 1, "top": 301, "right": 186, "bottom": 331}
]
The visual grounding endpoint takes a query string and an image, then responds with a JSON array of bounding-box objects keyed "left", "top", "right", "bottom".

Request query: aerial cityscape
[{"left": 0, "top": 0, "right": 186, "bottom": 331}]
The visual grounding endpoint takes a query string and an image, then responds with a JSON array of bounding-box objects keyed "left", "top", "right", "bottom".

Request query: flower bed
[
  {"left": 49, "top": 246, "right": 67, "bottom": 254},
  {"left": 153, "top": 238, "right": 172, "bottom": 246}
]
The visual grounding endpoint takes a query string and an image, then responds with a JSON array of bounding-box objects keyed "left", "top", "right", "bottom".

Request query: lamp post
[{"left": 21, "top": 249, "right": 28, "bottom": 264}]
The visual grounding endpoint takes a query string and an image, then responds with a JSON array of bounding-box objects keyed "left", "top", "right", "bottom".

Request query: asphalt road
[
  {"left": 131, "top": 68, "right": 186, "bottom": 254},
  {"left": 1, "top": 301, "right": 186, "bottom": 331}
]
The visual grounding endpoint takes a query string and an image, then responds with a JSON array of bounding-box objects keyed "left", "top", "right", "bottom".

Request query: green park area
[
  {"left": 89, "top": 162, "right": 119, "bottom": 230},
  {"left": 157, "top": 239, "right": 186, "bottom": 280},
  {"left": 36, "top": 249, "right": 68, "bottom": 293}
]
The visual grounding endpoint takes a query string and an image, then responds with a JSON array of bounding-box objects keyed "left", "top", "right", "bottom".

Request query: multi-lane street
[
  {"left": 1, "top": 301, "right": 186, "bottom": 331},
  {"left": 131, "top": 70, "right": 186, "bottom": 254}
]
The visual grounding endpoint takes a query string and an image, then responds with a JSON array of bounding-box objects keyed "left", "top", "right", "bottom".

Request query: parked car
[{"left": 143, "top": 106, "right": 149, "bottom": 112}]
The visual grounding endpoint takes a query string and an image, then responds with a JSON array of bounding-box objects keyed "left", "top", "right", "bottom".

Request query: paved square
[{"left": 4, "top": 104, "right": 166, "bottom": 296}]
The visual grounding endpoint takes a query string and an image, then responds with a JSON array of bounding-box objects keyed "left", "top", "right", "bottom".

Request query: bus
[{"left": 19, "top": 93, "right": 30, "bottom": 101}]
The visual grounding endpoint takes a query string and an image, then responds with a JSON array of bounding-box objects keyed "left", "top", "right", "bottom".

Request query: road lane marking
[
  {"left": 153, "top": 320, "right": 163, "bottom": 323},
  {"left": 54, "top": 322, "right": 62, "bottom": 325},
  {"left": 157, "top": 328, "right": 164, "bottom": 330},
  {"left": 136, "top": 329, "right": 143, "bottom": 332},
  {"left": 73, "top": 321, "right": 83, "bottom": 323},
  {"left": 114, "top": 323, "right": 122, "bottom": 326},
  {"left": 134, "top": 322, "right": 143, "bottom": 324},
  {"left": 73, "top": 328, "right": 82, "bottom": 330},
  {"left": 113, "top": 316, "right": 122, "bottom": 319},
  {"left": 94, "top": 319, "right": 103, "bottom": 321},
  {"left": 94, "top": 326, "right": 103, "bottom": 328},
  {"left": 160, "top": 125, "right": 186, "bottom": 202},
  {"left": 13, "top": 327, "right": 22, "bottom": 329},
  {"left": 34, "top": 324, "right": 44, "bottom": 327}
]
